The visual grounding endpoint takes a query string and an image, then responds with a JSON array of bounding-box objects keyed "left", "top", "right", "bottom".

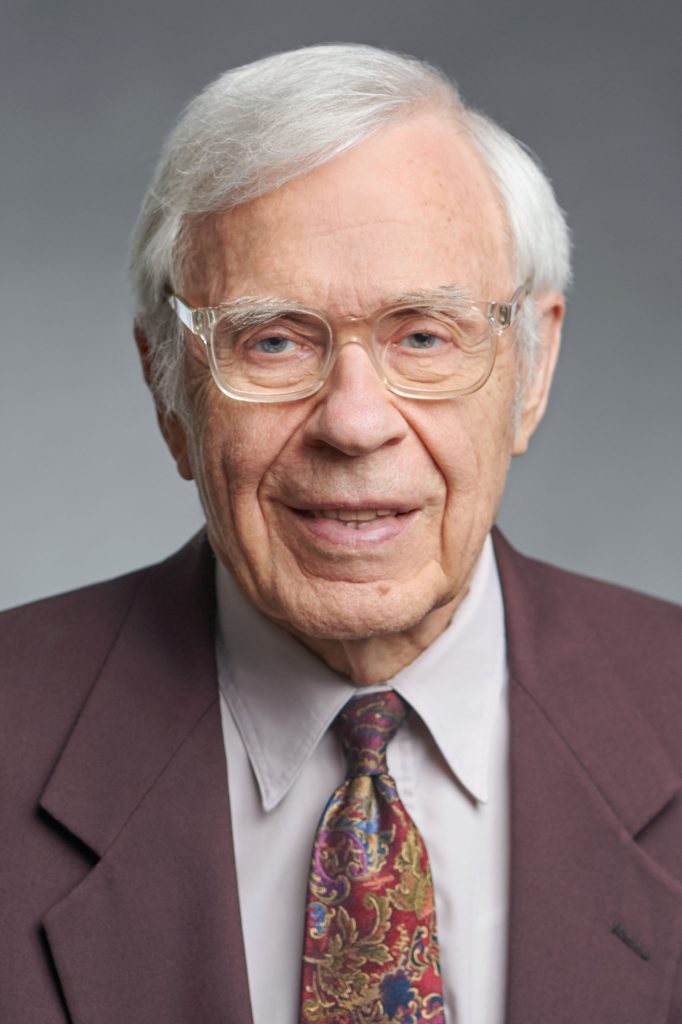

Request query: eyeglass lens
[{"left": 209, "top": 306, "right": 495, "bottom": 397}]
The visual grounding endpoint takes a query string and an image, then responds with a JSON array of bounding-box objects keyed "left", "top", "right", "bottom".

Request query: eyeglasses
[{"left": 167, "top": 281, "right": 529, "bottom": 403}]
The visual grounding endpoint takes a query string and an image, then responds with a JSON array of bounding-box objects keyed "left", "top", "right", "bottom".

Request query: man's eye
[
  {"left": 252, "top": 335, "right": 298, "bottom": 354},
  {"left": 399, "top": 332, "right": 445, "bottom": 350}
]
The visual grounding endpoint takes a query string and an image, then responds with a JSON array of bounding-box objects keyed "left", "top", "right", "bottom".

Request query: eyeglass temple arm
[
  {"left": 167, "top": 293, "right": 209, "bottom": 334},
  {"left": 493, "top": 279, "right": 532, "bottom": 329}
]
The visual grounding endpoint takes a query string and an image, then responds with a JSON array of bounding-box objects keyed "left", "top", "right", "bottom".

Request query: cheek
[
  {"left": 409, "top": 386, "right": 515, "bottom": 536},
  {"left": 186, "top": 390, "right": 305, "bottom": 522}
]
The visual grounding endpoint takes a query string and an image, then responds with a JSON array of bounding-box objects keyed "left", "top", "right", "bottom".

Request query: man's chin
[{"left": 269, "top": 587, "right": 441, "bottom": 644}]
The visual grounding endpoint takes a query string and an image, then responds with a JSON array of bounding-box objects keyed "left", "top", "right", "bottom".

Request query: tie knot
[{"left": 335, "top": 691, "right": 408, "bottom": 777}]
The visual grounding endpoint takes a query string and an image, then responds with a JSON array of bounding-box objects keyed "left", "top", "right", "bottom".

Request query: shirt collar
[{"left": 215, "top": 534, "right": 506, "bottom": 811}]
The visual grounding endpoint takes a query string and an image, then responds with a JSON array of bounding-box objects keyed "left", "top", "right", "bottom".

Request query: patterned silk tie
[{"left": 300, "top": 691, "right": 445, "bottom": 1023}]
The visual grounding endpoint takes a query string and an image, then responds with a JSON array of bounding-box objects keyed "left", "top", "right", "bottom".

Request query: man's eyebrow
[
  {"left": 388, "top": 285, "right": 471, "bottom": 311},
  {"left": 213, "top": 286, "right": 473, "bottom": 328},
  {"left": 213, "top": 298, "right": 302, "bottom": 329}
]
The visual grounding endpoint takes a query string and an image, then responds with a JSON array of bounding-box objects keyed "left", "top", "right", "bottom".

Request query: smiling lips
[
  {"left": 300, "top": 508, "right": 401, "bottom": 530},
  {"left": 291, "top": 505, "right": 413, "bottom": 535}
]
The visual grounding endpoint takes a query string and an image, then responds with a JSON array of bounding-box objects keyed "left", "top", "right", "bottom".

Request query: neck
[{"left": 290, "top": 595, "right": 462, "bottom": 685}]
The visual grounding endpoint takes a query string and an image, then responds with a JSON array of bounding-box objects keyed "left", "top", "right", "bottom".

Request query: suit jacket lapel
[
  {"left": 39, "top": 536, "right": 253, "bottom": 1024},
  {"left": 494, "top": 530, "right": 682, "bottom": 1024}
]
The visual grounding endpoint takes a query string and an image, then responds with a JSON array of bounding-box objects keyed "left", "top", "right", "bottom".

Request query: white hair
[{"left": 129, "top": 43, "right": 571, "bottom": 418}]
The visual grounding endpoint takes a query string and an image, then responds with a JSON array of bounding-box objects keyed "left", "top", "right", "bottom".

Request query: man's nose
[{"left": 302, "top": 343, "right": 408, "bottom": 456}]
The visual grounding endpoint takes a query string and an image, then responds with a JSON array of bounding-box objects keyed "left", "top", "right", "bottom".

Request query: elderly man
[{"left": 2, "top": 43, "right": 681, "bottom": 1024}]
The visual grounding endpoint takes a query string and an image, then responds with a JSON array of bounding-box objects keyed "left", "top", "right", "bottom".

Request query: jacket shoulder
[
  {"left": 0, "top": 534, "right": 213, "bottom": 766},
  {"left": 507, "top": 543, "right": 681, "bottom": 653},
  {"left": 0, "top": 562, "right": 159, "bottom": 772},
  {"left": 493, "top": 530, "right": 682, "bottom": 751},
  {"left": 516, "top": 543, "right": 679, "bottom": 620},
  {"left": 1, "top": 564, "right": 150, "bottom": 672},
  {"left": 494, "top": 528, "right": 681, "bottom": 635}
]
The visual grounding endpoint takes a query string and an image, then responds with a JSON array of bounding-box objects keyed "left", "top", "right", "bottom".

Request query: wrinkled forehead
[{"left": 179, "top": 111, "right": 513, "bottom": 310}]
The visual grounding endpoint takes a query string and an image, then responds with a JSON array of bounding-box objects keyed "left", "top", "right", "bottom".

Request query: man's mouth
[
  {"left": 299, "top": 508, "right": 403, "bottom": 530},
  {"left": 285, "top": 503, "right": 416, "bottom": 543}
]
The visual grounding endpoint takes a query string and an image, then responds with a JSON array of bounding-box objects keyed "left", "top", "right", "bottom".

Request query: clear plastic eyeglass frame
[{"left": 166, "top": 281, "right": 530, "bottom": 403}]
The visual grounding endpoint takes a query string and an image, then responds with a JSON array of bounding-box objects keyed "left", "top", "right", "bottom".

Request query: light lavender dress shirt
[{"left": 216, "top": 534, "right": 509, "bottom": 1024}]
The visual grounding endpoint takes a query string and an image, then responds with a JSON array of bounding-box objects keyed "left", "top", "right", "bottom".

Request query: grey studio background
[{"left": 1, "top": 0, "right": 680, "bottom": 611}]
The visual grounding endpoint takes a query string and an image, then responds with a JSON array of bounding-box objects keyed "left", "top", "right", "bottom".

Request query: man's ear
[
  {"left": 512, "top": 291, "right": 564, "bottom": 456},
  {"left": 133, "top": 321, "right": 195, "bottom": 481}
]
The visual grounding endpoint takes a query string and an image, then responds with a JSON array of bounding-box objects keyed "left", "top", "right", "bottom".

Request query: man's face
[{"left": 164, "top": 111, "right": 558, "bottom": 643}]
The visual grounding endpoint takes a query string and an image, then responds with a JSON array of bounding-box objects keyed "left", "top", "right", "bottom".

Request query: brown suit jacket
[{"left": 2, "top": 530, "right": 682, "bottom": 1023}]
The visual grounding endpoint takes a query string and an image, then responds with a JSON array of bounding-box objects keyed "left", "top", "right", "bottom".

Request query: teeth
[
  {"left": 311, "top": 505, "right": 395, "bottom": 520},
  {"left": 336, "top": 509, "right": 394, "bottom": 522}
]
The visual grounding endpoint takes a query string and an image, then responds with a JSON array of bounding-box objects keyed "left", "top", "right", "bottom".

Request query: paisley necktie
[{"left": 300, "top": 691, "right": 445, "bottom": 1023}]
